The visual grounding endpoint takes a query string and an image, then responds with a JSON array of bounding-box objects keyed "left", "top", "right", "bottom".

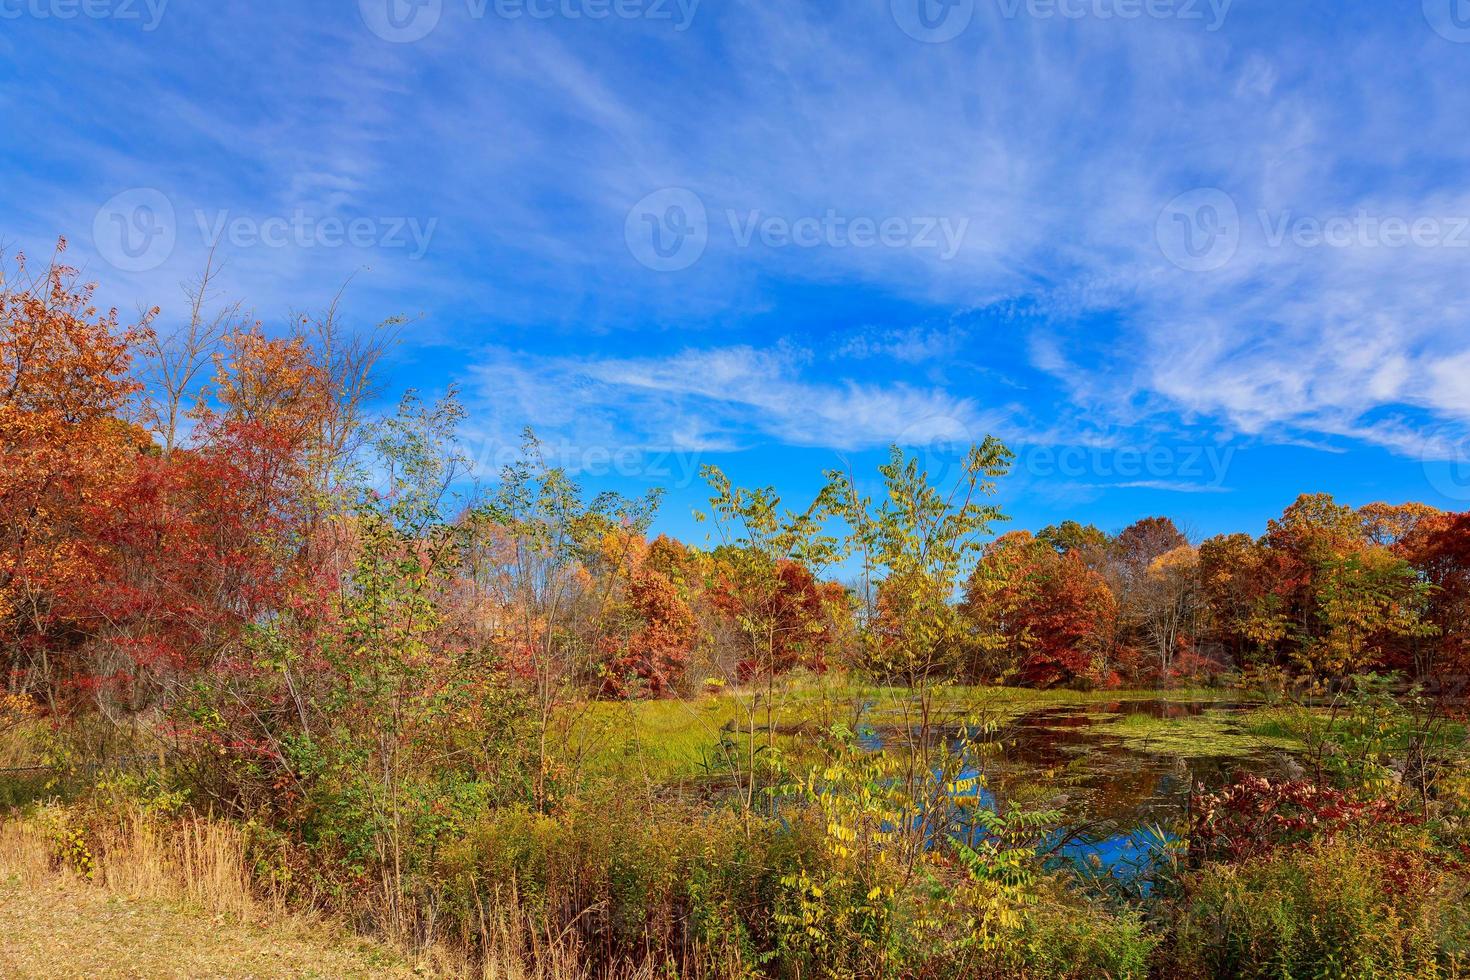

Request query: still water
[{"left": 857, "top": 700, "right": 1292, "bottom": 881}]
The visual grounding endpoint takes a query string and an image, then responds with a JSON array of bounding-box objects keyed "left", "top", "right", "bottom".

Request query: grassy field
[
  {"left": 565, "top": 678, "right": 1247, "bottom": 781},
  {"left": 0, "top": 877, "right": 413, "bottom": 979},
  {"left": 0, "top": 817, "right": 414, "bottom": 979}
]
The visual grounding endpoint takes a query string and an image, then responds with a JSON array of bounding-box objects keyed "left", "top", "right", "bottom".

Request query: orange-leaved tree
[
  {"left": 0, "top": 241, "right": 154, "bottom": 706},
  {"left": 963, "top": 530, "right": 1120, "bottom": 688}
]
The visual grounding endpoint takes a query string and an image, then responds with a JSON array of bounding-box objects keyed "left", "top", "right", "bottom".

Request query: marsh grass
[
  {"left": 1089, "top": 710, "right": 1304, "bottom": 758},
  {"left": 567, "top": 676, "right": 1240, "bottom": 781},
  {"left": 0, "top": 805, "right": 669, "bottom": 979},
  {"left": 0, "top": 807, "right": 429, "bottom": 978},
  {"left": 1238, "top": 703, "right": 1469, "bottom": 754},
  {"left": 1239, "top": 705, "right": 1319, "bottom": 741},
  {"left": 0, "top": 698, "right": 53, "bottom": 809},
  {"left": 1171, "top": 839, "right": 1470, "bottom": 978},
  {"left": 0, "top": 806, "right": 279, "bottom": 922}
]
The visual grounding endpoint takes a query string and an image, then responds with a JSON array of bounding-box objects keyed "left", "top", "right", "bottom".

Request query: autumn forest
[{"left": 0, "top": 239, "right": 1467, "bottom": 978}]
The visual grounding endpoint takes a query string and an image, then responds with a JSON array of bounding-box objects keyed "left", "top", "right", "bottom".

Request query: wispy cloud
[
  {"left": 1108, "top": 481, "right": 1233, "bottom": 495},
  {"left": 463, "top": 344, "right": 1011, "bottom": 459},
  {"left": 5, "top": 0, "right": 1468, "bottom": 510}
]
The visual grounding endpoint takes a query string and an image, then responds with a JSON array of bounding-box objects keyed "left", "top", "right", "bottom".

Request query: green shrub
[
  {"left": 1012, "top": 897, "right": 1156, "bottom": 979},
  {"left": 1171, "top": 840, "right": 1470, "bottom": 979},
  {"left": 432, "top": 795, "right": 814, "bottom": 971}
]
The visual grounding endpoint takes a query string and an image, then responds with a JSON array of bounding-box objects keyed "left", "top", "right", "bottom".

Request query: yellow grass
[
  {"left": 0, "top": 810, "right": 414, "bottom": 978},
  {"left": 0, "top": 807, "right": 667, "bottom": 979}
]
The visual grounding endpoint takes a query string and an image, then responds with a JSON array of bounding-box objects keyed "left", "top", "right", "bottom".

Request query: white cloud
[
  {"left": 463, "top": 344, "right": 1011, "bottom": 461},
  {"left": 11, "top": 1, "right": 1470, "bottom": 472}
]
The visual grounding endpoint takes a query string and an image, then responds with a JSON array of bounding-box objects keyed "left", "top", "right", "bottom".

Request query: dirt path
[{"left": 0, "top": 874, "right": 415, "bottom": 979}]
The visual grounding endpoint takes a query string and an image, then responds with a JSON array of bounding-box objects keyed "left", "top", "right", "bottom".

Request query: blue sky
[{"left": 3, "top": 0, "right": 1470, "bottom": 546}]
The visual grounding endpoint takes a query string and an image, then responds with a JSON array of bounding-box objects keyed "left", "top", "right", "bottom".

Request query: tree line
[{"left": 4, "top": 243, "right": 1469, "bottom": 733}]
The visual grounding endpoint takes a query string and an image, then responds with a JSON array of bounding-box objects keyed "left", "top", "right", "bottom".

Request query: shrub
[
  {"left": 1009, "top": 896, "right": 1156, "bottom": 979},
  {"left": 1190, "top": 775, "right": 1413, "bottom": 865},
  {"left": 1170, "top": 840, "right": 1470, "bottom": 979},
  {"left": 431, "top": 796, "right": 810, "bottom": 973}
]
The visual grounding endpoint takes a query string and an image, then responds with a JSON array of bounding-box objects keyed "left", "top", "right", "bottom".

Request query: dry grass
[
  {"left": 0, "top": 808, "right": 671, "bottom": 979},
  {"left": 426, "top": 900, "right": 667, "bottom": 980},
  {"left": 0, "top": 812, "right": 417, "bottom": 978},
  {"left": 0, "top": 877, "right": 414, "bottom": 978}
]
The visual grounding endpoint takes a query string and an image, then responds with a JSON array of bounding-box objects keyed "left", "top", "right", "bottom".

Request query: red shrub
[{"left": 1190, "top": 774, "right": 1415, "bottom": 865}]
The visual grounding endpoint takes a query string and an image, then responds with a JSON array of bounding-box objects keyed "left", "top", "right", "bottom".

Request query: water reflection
[{"left": 859, "top": 700, "right": 1287, "bottom": 879}]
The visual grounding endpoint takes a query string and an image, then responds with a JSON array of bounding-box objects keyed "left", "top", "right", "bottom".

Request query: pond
[{"left": 856, "top": 698, "right": 1302, "bottom": 880}]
